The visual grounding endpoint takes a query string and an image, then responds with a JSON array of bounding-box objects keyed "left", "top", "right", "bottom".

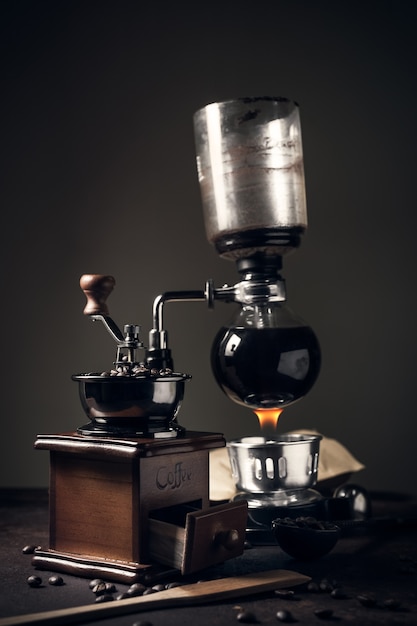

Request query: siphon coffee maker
[
  {"left": 193, "top": 97, "right": 325, "bottom": 539},
  {"left": 193, "top": 97, "right": 321, "bottom": 411}
]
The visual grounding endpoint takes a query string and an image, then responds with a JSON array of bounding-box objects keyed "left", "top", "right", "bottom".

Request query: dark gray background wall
[{"left": 1, "top": 0, "right": 416, "bottom": 496}]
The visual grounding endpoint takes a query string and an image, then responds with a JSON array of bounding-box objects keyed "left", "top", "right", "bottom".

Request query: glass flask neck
[{"left": 232, "top": 302, "right": 308, "bottom": 330}]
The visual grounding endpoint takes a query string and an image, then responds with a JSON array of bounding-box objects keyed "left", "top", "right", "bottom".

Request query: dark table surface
[{"left": 1, "top": 488, "right": 417, "bottom": 626}]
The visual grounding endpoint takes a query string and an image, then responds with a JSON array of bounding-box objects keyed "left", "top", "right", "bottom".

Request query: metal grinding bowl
[
  {"left": 227, "top": 433, "right": 322, "bottom": 494},
  {"left": 72, "top": 372, "right": 190, "bottom": 436}
]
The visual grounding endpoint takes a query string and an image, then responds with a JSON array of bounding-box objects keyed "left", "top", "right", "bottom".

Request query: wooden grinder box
[{"left": 32, "top": 430, "right": 248, "bottom": 582}]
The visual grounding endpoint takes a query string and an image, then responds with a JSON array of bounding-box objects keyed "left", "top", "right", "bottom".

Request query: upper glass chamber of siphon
[
  {"left": 193, "top": 96, "right": 307, "bottom": 261},
  {"left": 193, "top": 97, "right": 321, "bottom": 411}
]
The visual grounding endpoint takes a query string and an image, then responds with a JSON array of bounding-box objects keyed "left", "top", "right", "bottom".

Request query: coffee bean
[
  {"left": 314, "top": 608, "right": 333, "bottom": 619},
  {"left": 276, "top": 609, "right": 293, "bottom": 622},
  {"left": 165, "top": 581, "right": 182, "bottom": 589},
  {"left": 115, "top": 592, "right": 130, "bottom": 600},
  {"left": 89, "top": 578, "right": 105, "bottom": 589},
  {"left": 307, "top": 582, "right": 320, "bottom": 593},
  {"left": 383, "top": 598, "right": 401, "bottom": 610},
  {"left": 151, "top": 584, "right": 165, "bottom": 592},
  {"left": 48, "top": 575, "right": 64, "bottom": 586},
  {"left": 127, "top": 582, "right": 147, "bottom": 596},
  {"left": 92, "top": 582, "right": 108, "bottom": 595},
  {"left": 274, "top": 589, "right": 295, "bottom": 599},
  {"left": 236, "top": 609, "right": 257, "bottom": 623},
  {"left": 22, "top": 545, "right": 39, "bottom": 554},
  {"left": 357, "top": 593, "right": 376, "bottom": 607},
  {"left": 27, "top": 575, "right": 42, "bottom": 587},
  {"left": 95, "top": 594, "right": 113, "bottom": 603},
  {"left": 330, "top": 588, "right": 346, "bottom": 599},
  {"left": 104, "top": 582, "right": 117, "bottom": 593},
  {"left": 142, "top": 587, "right": 157, "bottom": 595}
]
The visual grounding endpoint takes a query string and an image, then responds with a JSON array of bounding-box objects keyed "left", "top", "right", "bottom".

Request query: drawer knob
[{"left": 214, "top": 529, "right": 241, "bottom": 551}]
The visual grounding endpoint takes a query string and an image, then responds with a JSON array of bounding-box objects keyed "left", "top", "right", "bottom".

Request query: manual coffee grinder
[
  {"left": 32, "top": 96, "right": 321, "bottom": 581},
  {"left": 32, "top": 273, "right": 249, "bottom": 582}
]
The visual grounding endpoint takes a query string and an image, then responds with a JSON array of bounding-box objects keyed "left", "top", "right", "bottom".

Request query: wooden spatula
[{"left": 0, "top": 569, "right": 310, "bottom": 626}]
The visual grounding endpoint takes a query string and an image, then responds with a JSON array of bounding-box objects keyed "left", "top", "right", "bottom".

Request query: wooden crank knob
[{"left": 80, "top": 274, "right": 115, "bottom": 316}]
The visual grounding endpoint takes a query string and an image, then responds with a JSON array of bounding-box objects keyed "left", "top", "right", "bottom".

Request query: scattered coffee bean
[
  {"left": 330, "top": 588, "right": 346, "bottom": 599},
  {"left": 95, "top": 594, "right": 114, "bottom": 603},
  {"left": 27, "top": 575, "right": 42, "bottom": 587},
  {"left": 104, "top": 582, "right": 117, "bottom": 593},
  {"left": 244, "top": 540, "right": 253, "bottom": 550},
  {"left": 357, "top": 593, "right": 376, "bottom": 607},
  {"left": 274, "top": 589, "right": 295, "bottom": 599},
  {"left": 48, "top": 575, "right": 64, "bottom": 586},
  {"left": 115, "top": 592, "right": 130, "bottom": 600},
  {"left": 236, "top": 609, "right": 257, "bottom": 623},
  {"left": 319, "top": 581, "right": 333, "bottom": 593},
  {"left": 92, "top": 582, "right": 108, "bottom": 595},
  {"left": 165, "top": 581, "right": 182, "bottom": 589},
  {"left": 142, "top": 587, "right": 157, "bottom": 595},
  {"left": 151, "top": 584, "right": 165, "bottom": 592},
  {"left": 22, "top": 545, "right": 39, "bottom": 554},
  {"left": 307, "top": 582, "right": 320, "bottom": 593},
  {"left": 89, "top": 578, "right": 105, "bottom": 589},
  {"left": 127, "top": 582, "right": 147, "bottom": 596},
  {"left": 314, "top": 608, "right": 333, "bottom": 619},
  {"left": 276, "top": 609, "right": 293, "bottom": 622},
  {"left": 383, "top": 598, "right": 401, "bottom": 610}
]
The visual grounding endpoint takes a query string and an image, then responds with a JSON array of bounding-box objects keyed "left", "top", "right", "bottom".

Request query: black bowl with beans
[
  {"left": 272, "top": 516, "right": 341, "bottom": 560},
  {"left": 73, "top": 370, "right": 190, "bottom": 436}
]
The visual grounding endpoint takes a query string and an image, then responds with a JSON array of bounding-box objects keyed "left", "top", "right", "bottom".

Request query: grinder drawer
[{"left": 148, "top": 500, "right": 248, "bottom": 575}]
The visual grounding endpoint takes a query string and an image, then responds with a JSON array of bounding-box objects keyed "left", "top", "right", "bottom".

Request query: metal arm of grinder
[
  {"left": 79, "top": 274, "right": 222, "bottom": 372},
  {"left": 79, "top": 272, "right": 285, "bottom": 373}
]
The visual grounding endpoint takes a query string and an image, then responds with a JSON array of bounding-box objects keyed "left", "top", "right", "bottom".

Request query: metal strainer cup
[{"left": 227, "top": 433, "right": 322, "bottom": 494}]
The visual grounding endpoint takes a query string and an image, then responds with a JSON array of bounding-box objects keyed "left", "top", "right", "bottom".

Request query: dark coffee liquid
[{"left": 211, "top": 326, "right": 321, "bottom": 409}]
